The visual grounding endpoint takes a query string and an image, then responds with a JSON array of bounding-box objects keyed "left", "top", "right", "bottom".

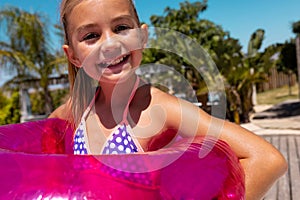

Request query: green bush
[
  {"left": 29, "top": 89, "right": 69, "bottom": 115},
  {"left": 0, "top": 91, "right": 21, "bottom": 125}
]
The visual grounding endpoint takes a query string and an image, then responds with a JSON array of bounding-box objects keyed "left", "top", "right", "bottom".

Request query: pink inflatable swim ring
[{"left": 0, "top": 118, "right": 245, "bottom": 199}]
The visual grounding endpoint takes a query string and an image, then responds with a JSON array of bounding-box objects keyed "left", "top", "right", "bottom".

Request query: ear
[
  {"left": 62, "top": 45, "right": 81, "bottom": 67},
  {"left": 140, "top": 24, "right": 148, "bottom": 48}
]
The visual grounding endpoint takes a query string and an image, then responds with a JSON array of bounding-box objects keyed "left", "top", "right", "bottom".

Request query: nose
[{"left": 100, "top": 31, "right": 122, "bottom": 59}]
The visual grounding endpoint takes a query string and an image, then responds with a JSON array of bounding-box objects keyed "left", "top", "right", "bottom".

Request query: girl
[{"left": 50, "top": 0, "right": 287, "bottom": 199}]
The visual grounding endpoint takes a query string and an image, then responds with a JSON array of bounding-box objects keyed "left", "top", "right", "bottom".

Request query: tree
[
  {"left": 277, "top": 40, "right": 297, "bottom": 95},
  {"left": 145, "top": 1, "right": 209, "bottom": 104},
  {"left": 292, "top": 20, "right": 300, "bottom": 99},
  {"left": 146, "top": 1, "right": 227, "bottom": 97},
  {"left": 0, "top": 7, "right": 64, "bottom": 115},
  {"left": 146, "top": 1, "right": 268, "bottom": 123},
  {"left": 222, "top": 29, "right": 271, "bottom": 123},
  {"left": 0, "top": 90, "right": 21, "bottom": 125},
  {"left": 240, "top": 29, "right": 265, "bottom": 122}
]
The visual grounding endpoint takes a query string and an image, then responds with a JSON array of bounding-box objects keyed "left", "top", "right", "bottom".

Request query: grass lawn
[{"left": 257, "top": 84, "right": 299, "bottom": 105}]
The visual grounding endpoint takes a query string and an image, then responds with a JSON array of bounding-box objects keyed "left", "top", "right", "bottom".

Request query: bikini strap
[
  {"left": 82, "top": 87, "right": 101, "bottom": 119},
  {"left": 121, "top": 76, "right": 140, "bottom": 125}
]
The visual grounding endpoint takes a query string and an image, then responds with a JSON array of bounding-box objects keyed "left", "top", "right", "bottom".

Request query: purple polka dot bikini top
[{"left": 73, "top": 77, "right": 144, "bottom": 155}]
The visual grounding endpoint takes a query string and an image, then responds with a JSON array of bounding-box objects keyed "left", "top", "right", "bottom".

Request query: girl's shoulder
[
  {"left": 149, "top": 86, "right": 196, "bottom": 119},
  {"left": 149, "top": 86, "right": 202, "bottom": 118},
  {"left": 150, "top": 86, "right": 191, "bottom": 107},
  {"left": 150, "top": 86, "right": 179, "bottom": 104}
]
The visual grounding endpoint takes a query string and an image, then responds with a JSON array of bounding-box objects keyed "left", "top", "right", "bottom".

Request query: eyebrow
[
  {"left": 111, "top": 14, "right": 137, "bottom": 24},
  {"left": 76, "top": 24, "right": 98, "bottom": 35}
]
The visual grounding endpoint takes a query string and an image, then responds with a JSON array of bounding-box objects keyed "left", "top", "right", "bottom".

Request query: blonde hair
[{"left": 60, "top": 0, "right": 141, "bottom": 126}]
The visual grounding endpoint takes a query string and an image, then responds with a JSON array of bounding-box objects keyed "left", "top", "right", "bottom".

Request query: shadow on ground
[{"left": 253, "top": 100, "right": 300, "bottom": 119}]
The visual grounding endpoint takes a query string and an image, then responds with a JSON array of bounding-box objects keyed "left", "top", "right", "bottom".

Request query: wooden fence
[{"left": 258, "top": 68, "right": 297, "bottom": 92}]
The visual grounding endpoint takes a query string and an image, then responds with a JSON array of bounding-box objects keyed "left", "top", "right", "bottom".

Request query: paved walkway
[{"left": 241, "top": 99, "right": 300, "bottom": 135}]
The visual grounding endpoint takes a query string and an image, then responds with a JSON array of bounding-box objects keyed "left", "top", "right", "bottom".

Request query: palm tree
[
  {"left": 247, "top": 29, "right": 265, "bottom": 105},
  {"left": 0, "top": 6, "right": 64, "bottom": 115},
  {"left": 220, "top": 29, "right": 267, "bottom": 123},
  {"left": 292, "top": 20, "right": 300, "bottom": 99}
]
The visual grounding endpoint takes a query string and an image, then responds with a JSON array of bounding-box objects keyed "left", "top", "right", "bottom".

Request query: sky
[
  {"left": 0, "top": 0, "right": 299, "bottom": 51},
  {"left": 135, "top": 0, "right": 300, "bottom": 52},
  {"left": 0, "top": 0, "right": 300, "bottom": 84}
]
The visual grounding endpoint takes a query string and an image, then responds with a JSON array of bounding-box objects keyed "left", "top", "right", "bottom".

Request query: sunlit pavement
[{"left": 241, "top": 100, "right": 300, "bottom": 135}]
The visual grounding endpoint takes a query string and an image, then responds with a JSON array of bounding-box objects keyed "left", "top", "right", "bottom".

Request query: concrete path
[{"left": 241, "top": 99, "right": 300, "bottom": 135}]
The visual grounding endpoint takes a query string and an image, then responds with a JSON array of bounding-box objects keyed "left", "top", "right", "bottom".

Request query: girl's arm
[
  {"left": 166, "top": 97, "right": 288, "bottom": 200},
  {"left": 207, "top": 116, "right": 287, "bottom": 200}
]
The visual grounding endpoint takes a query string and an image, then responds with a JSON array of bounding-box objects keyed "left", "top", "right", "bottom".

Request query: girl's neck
[{"left": 98, "top": 75, "right": 138, "bottom": 107}]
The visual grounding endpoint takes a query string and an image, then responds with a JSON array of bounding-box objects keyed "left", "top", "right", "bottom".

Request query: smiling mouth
[{"left": 98, "top": 54, "right": 130, "bottom": 69}]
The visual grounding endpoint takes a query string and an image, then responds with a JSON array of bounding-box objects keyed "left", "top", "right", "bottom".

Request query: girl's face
[{"left": 63, "top": 0, "right": 148, "bottom": 83}]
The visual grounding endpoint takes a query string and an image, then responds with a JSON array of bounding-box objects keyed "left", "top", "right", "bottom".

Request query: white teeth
[
  {"left": 101, "top": 55, "right": 127, "bottom": 67},
  {"left": 111, "top": 56, "right": 125, "bottom": 65}
]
